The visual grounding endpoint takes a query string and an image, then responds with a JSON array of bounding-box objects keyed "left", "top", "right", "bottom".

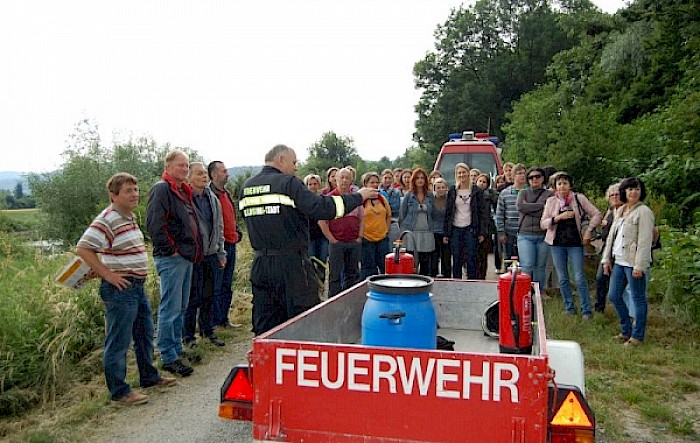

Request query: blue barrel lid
[{"left": 368, "top": 274, "right": 433, "bottom": 294}]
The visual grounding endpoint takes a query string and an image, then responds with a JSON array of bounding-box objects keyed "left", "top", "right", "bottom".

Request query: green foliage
[
  {"left": 650, "top": 223, "right": 700, "bottom": 326},
  {"left": 28, "top": 119, "right": 201, "bottom": 242},
  {"left": 0, "top": 209, "right": 44, "bottom": 235},
  {"left": 0, "top": 235, "right": 104, "bottom": 416},
  {"left": 302, "top": 131, "right": 361, "bottom": 177},
  {"left": 13, "top": 183, "right": 24, "bottom": 199},
  {"left": 413, "top": 0, "right": 591, "bottom": 159},
  {"left": 501, "top": 0, "right": 700, "bottom": 224}
]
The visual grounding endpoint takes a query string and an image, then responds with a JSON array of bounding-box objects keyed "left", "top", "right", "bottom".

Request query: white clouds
[{"left": 0, "top": 0, "right": 627, "bottom": 173}]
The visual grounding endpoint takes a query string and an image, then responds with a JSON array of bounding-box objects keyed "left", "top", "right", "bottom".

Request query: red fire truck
[
  {"left": 434, "top": 131, "right": 503, "bottom": 186},
  {"left": 218, "top": 278, "right": 595, "bottom": 442}
]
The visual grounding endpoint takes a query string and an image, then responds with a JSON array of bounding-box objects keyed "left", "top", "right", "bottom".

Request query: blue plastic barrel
[{"left": 361, "top": 275, "right": 436, "bottom": 349}]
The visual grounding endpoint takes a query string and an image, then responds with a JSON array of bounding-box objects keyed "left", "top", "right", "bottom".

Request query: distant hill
[
  {"left": 0, "top": 167, "right": 261, "bottom": 192},
  {"left": 228, "top": 166, "right": 261, "bottom": 179},
  {"left": 0, "top": 172, "right": 29, "bottom": 193}
]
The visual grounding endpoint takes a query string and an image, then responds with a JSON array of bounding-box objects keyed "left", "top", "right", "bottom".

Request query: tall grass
[{"left": 0, "top": 233, "right": 104, "bottom": 416}]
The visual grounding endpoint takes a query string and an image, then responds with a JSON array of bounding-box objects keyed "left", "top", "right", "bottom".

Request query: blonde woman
[
  {"left": 444, "top": 163, "right": 489, "bottom": 279},
  {"left": 430, "top": 177, "right": 451, "bottom": 277}
]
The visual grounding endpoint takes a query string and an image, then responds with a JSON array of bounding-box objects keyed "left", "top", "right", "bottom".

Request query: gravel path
[{"left": 98, "top": 340, "right": 254, "bottom": 443}]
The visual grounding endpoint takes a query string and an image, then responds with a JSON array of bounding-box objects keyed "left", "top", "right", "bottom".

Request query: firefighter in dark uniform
[{"left": 239, "top": 144, "right": 378, "bottom": 335}]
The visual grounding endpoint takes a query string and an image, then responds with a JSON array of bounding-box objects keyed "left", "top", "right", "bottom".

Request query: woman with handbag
[
  {"left": 601, "top": 177, "right": 655, "bottom": 346},
  {"left": 541, "top": 173, "right": 602, "bottom": 319}
]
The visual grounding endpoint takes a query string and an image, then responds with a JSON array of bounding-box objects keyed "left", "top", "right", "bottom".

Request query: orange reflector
[
  {"left": 551, "top": 391, "right": 593, "bottom": 427},
  {"left": 549, "top": 428, "right": 595, "bottom": 443},
  {"left": 219, "top": 401, "right": 253, "bottom": 421},
  {"left": 224, "top": 368, "right": 253, "bottom": 402}
]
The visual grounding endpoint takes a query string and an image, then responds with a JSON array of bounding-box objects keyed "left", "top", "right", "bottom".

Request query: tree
[
  {"left": 503, "top": 0, "right": 699, "bottom": 226},
  {"left": 29, "top": 119, "right": 202, "bottom": 241},
  {"left": 303, "top": 132, "right": 361, "bottom": 176},
  {"left": 413, "top": 0, "right": 588, "bottom": 160},
  {"left": 13, "top": 182, "right": 24, "bottom": 199}
]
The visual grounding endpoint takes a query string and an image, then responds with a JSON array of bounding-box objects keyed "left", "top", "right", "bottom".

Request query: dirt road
[{"left": 98, "top": 340, "right": 254, "bottom": 443}]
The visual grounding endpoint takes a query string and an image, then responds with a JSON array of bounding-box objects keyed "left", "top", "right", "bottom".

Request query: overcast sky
[{"left": 0, "top": 0, "right": 628, "bottom": 173}]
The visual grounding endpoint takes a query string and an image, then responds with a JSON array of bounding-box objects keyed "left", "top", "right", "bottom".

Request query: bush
[
  {"left": 650, "top": 223, "right": 700, "bottom": 327},
  {"left": 0, "top": 234, "right": 104, "bottom": 416}
]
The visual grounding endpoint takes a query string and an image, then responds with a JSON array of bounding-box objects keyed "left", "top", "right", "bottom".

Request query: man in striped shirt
[{"left": 77, "top": 173, "right": 176, "bottom": 407}]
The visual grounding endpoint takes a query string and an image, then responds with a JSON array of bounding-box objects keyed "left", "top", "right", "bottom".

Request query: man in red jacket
[
  {"left": 146, "top": 150, "right": 203, "bottom": 377},
  {"left": 208, "top": 161, "right": 243, "bottom": 329}
]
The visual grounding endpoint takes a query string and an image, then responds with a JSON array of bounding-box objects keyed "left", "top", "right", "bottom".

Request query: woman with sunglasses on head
[
  {"left": 601, "top": 177, "right": 655, "bottom": 346},
  {"left": 516, "top": 167, "right": 553, "bottom": 290}
]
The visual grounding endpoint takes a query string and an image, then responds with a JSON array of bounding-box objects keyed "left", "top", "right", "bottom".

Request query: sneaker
[
  {"left": 180, "top": 350, "right": 202, "bottom": 363},
  {"left": 112, "top": 391, "right": 149, "bottom": 406},
  {"left": 219, "top": 322, "right": 243, "bottom": 329},
  {"left": 207, "top": 334, "right": 226, "bottom": 347},
  {"left": 565, "top": 310, "right": 576, "bottom": 316},
  {"left": 614, "top": 333, "right": 631, "bottom": 342},
  {"left": 582, "top": 314, "right": 592, "bottom": 321},
  {"left": 142, "top": 376, "right": 177, "bottom": 388},
  {"left": 162, "top": 359, "right": 194, "bottom": 377},
  {"left": 183, "top": 339, "right": 198, "bottom": 349},
  {"left": 624, "top": 338, "right": 643, "bottom": 346}
]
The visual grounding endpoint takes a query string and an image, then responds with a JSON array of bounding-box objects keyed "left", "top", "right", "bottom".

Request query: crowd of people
[
  {"left": 300, "top": 159, "right": 656, "bottom": 347},
  {"left": 75, "top": 145, "right": 658, "bottom": 406}
]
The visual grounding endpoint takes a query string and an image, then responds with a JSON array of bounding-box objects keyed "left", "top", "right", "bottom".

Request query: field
[{"left": 0, "top": 208, "right": 44, "bottom": 234}]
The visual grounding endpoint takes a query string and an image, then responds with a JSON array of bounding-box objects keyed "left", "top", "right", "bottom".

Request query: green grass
[
  {"left": 543, "top": 293, "right": 700, "bottom": 442},
  {"left": 0, "top": 208, "right": 45, "bottom": 234}
]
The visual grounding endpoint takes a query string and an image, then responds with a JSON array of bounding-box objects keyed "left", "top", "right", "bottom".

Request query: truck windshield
[{"left": 437, "top": 153, "right": 499, "bottom": 187}]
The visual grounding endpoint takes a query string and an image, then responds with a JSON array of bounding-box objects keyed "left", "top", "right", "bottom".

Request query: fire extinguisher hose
[{"left": 508, "top": 267, "right": 520, "bottom": 352}]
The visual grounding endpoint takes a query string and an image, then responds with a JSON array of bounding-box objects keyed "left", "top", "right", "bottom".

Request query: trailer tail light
[
  {"left": 219, "top": 365, "right": 253, "bottom": 421},
  {"left": 548, "top": 386, "right": 595, "bottom": 443}
]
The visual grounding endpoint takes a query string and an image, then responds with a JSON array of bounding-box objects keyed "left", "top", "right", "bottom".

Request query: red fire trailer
[{"left": 219, "top": 279, "right": 595, "bottom": 442}]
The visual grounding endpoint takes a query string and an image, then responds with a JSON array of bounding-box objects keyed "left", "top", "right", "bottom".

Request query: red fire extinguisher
[
  {"left": 498, "top": 263, "right": 533, "bottom": 354},
  {"left": 385, "top": 231, "right": 415, "bottom": 274}
]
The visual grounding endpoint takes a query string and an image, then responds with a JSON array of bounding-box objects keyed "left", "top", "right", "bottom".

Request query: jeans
[
  {"left": 184, "top": 254, "right": 221, "bottom": 342},
  {"left": 550, "top": 246, "right": 591, "bottom": 315},
  {"left": 594, "top": 262, "right": 609, "bottom": 312},
  {"left": 596, "top": 263, "right": 645, "bottom": 313},
  {"left": 100, "top": 279, "right": 160, "bottom": 400},
  {"left": 308, "top": 237, "right": 329, "bottom": 263},
  {"left": 328, "top": 241, "right": 361, "bottom": 297},
  {"left": 431, "top": 233, "right": 451, "bottom": 277},
  {"left": 501, "top": 232, "right": 518, "bottom": 261},
  {"left": 361, "top": 237, "right": 390, "bottom": 279},
  {"left": 608, "top": 264, "right": 648, "bottom": 340},
  {"left": 154, "top": 254, "right": 193, "bottom": 364},
  {"left": 451, "top": 226, "right": 477, "bottom": 279},
  {"left": 214, "top": 242, "right": 237, "bottom": 326},
  {"left": 517, "top": 234, "right": 549, "bottom": 290}
]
